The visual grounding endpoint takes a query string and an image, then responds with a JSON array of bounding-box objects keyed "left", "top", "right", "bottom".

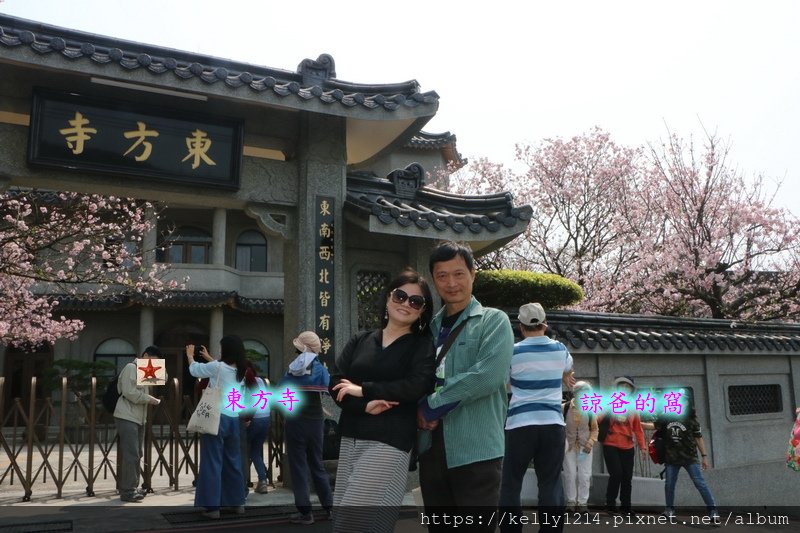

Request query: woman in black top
[{"left": 330, "top": 268, "right": 435, "bottom": 533}]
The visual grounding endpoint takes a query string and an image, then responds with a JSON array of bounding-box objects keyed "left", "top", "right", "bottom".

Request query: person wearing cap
[
  {"left": 279, "top": 331, "right": 333, "bottom": 525},
  {"left": 562, "top": 380, "right": 599, "bottom": 512},
  {"left": 114, "top": 345, "right": 164, "bottom": 503},
  {"left": 417, "top": 241, "right": 515, "bottom": 532},
  {"left": 498, "top": 302, "right": 574, "bottom": 533},
  {"left": 598, "top": 375, "right": 647, "bottom": 516},
  {"left": 329, "top": 268, "right": 435, "bottom": 533}
]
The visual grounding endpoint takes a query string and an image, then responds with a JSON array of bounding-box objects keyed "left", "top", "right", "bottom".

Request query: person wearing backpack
[
  {"left": 113, "top": 345, "right": 163, "bottom": 503},
  {"left": 562, "top": 380, "right": 598, "bottom": 512},
  {"left": 279, "top": 330, "right": 334, "bottom": 525},
  {"left": 656, "top": 390, "right": 720, "bottom": 524}
]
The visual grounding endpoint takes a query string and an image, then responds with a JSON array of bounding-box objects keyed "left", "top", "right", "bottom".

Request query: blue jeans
[
  {"left": 194, "top": 415, "right": 246, "bottom": 510},
  {"left": 284, "top": 417, "right": 333, "bottom": 514},
  {"left": 499, "top": 424, "right": 566, "bottom": 532},
  {"left": 247, "top": 416, "right": 271, "bottom": 482},
  {"left": 664, "top": 463, "right": 716, "bottom": 511}
]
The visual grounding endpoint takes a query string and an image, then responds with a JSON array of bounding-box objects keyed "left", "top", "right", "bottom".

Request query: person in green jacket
[{"left": 417, "top": 241, "right": 515, "bottom": 532}]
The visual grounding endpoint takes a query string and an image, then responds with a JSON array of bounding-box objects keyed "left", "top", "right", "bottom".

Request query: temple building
[{"left": 0, "top": 14, "right": 531, "bottom": 405}]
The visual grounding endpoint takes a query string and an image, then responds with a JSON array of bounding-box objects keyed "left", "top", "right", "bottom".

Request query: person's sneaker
[
  {"left": 289, "top": 512, "right": 314, "bottom": 525},
  {"left": 661, "top": 509, "right": 676, "bottom": 519},
  {"left": 201, "top": 509, "right": 220, "bottom": 520},
  {"left": 136, "top": 488, "right": 148, "bottom": 497},
  {"left": 324, "top": 509, "right": 333, "bottom": 521},
  {"left": 710, "top": 510, "right": 721, "bottom": 527},
  {"left": 255, "top": 480, "right": 269, "bottom": 494},
  {"left": 577, "top": 504, "right": 589, "bottom": 512},
  {"left": 605, "top": 504, "right": 618, "bottom": 514},
  {"left": 223, "top": 506, "right": 245, "bottom": 515},
  {"left": 565, "top": 501, "right": 577, "bottom": 512},
  {"left": 120, "top": 493, "right": 144, "bottom": 503}
]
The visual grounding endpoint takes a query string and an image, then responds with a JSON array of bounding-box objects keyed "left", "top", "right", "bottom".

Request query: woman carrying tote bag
[{"left": 186, "top": 336, "right": 248, "bottom": 520}]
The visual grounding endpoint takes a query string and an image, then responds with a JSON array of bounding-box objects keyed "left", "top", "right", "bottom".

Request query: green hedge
[{"left": 473, "top": 269, "right": 583, "bottom": 309}]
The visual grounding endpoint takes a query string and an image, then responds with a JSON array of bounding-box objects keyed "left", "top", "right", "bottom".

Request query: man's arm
[
  {"left": 696, "top": 436, "right": 710, "bottom": 470},
  {"left": 119, "top": 363, "right": 156, "bottom": 405}
]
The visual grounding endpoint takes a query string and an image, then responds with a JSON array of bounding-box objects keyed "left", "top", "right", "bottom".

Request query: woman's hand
[
  {"left": 365, "top": 400, "right": 398, "bottom": 415},
  {"left": 185, "top": 344, "right": 196, "bottom": 365},
  {"left": 332, "top": 379, "right": 364, "bottom": 402},
  {"left": 199, "top": 345, "right": 213, "bottom": 361}
]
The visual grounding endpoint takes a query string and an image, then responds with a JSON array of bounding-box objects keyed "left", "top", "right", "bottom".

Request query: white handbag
[{"left": 187, "top": 367, "right": 222, "bottom": 435}]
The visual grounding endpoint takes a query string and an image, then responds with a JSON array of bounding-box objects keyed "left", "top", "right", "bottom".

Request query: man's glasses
[{"left": 390, "top": 288, "right": 426, "bottom": 310}]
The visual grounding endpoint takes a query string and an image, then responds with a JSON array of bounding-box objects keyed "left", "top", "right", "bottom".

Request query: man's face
[{"left": 431, "top": 255, "right": 475, "bottom": 311}]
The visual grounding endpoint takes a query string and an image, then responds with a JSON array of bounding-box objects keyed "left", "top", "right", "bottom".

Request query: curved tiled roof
[
  {"left": 0, "top": 14, "right": 438, "bottom": 113},
  {"left": 53, "top": 291, "right": 283, "bottom": 314},
  {"left": 404, "top": 131, "right": 467, "bottom": 169},
  {"left": 530, "top": 310, "right": 800, "bottom": 353},
  {"left": 345, "top": 164, "right": 532, "bottom": 235},
  {"left": 405, "top": 131, "right": 457, "bottom": 150}
]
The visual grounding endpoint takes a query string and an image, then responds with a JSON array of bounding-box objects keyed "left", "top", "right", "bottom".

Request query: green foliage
[
  {"left": 473, "top": 269, "right": 584, "bottom": 309},
  {"left": 40, "top": 358, "right": 116, "bottom": 398}
]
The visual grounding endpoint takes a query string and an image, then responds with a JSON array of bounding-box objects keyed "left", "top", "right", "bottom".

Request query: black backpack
[
  {"left": 102, "top": 375, "right": 121, "bottom": 414},
  {"left": 598, "top": 415, "right": 611, "bottom": 442}
]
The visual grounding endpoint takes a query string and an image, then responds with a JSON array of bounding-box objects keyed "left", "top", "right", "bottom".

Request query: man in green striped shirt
[{"left": 418, "top": 241, "right": 515, "bottom": 532}]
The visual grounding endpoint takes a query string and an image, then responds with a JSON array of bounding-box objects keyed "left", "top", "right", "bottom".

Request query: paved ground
[
  {"left": 1, "top": 458, "right": 796, "bottom": 532},
  {"left": 1, "top": 483, "right": 798, "bottom": 533}
]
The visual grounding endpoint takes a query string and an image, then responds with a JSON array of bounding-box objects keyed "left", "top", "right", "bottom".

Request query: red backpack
[{"left": 648, "top": 427, "right": 667, "bottom": 464}]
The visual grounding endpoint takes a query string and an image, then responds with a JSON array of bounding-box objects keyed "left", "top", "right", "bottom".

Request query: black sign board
[
  {"left": 28, "top": 89, "right": 243, "bottom": 189},
  {"left": 315, "top": 196, "right": 335, "bottom": 364}
]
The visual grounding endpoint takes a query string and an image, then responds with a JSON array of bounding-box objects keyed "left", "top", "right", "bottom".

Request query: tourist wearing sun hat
[
  {"left": 279, "top": 330, "right": 333, "bottom": 524},
  {"left": 562, "top": 380, "right": 599, "bottom": 512}
]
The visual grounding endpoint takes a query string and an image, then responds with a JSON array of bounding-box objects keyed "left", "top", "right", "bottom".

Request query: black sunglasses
[{"left": 390, "top": 288, "right": 426, "bottom": 310}]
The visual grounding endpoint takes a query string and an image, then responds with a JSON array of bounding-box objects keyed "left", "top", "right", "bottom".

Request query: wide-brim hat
[{"left": 292, "top": 331, "right": 321, "bottom": 354}]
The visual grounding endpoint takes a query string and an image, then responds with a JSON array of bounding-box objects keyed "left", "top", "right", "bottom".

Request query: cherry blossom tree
[
  {"left": 0, "top": 190, "right": 177, "bottom": 346},
  {"left": 450, "top": 128, "right": 645, "bottom": 300},
  {"left": 452, "top": 128, "right": 800, "bottom": 321},
  {"left": 614, "top": 134, "right": 800, "bottom": 319}
]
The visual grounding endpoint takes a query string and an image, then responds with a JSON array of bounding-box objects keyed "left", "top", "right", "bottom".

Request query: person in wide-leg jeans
[
  {"left": 658, "top": 392, "right": 719, "bottom": 523},
  {"left": 664, "top": 463, "right": 716, "bottom": 511}
]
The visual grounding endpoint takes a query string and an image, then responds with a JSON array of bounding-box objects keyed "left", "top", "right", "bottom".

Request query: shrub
[{"left": 473, "top": 269, "right": 583, "bottom": 309}]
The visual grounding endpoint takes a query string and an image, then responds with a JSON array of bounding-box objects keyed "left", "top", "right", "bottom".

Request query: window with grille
[
  {"left": 356, "top": 270, "right": 390, "bottom": 331},
  {"left": 728, "top": 384, "right": 782, "bottom": 415}
]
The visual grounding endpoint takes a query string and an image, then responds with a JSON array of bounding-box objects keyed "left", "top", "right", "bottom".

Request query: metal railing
[{"left": 0, "top": 376, "right": 284, "bottom": 501}]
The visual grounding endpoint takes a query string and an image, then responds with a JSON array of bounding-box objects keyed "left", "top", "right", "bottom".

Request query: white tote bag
[{"left": 187, "top": 368, "right": 222, "bottom": 435}]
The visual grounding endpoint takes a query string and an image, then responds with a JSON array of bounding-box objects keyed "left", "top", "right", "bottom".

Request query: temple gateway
[{"left": 1, "top": 14, "right": 798, "bottom": 509}]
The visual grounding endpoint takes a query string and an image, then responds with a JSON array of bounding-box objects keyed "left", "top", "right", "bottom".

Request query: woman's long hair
[
  {"left": 220, "top": 335, "right": 247, "bottom": 382},
  {"left": 381, "top": 267, "right": 434, "bottom": 335}
]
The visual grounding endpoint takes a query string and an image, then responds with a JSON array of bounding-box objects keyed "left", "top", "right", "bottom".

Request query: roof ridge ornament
[
  {"left": 387, "top": 163, "right": 426, "bottom": 200},
  {"left": 297, "top": 54, "right": 336, "bottom": 86}
]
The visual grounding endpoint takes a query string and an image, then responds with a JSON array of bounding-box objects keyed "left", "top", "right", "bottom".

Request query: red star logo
[{"left": 138, "top": 359, "right": 162, "bottom": 380}]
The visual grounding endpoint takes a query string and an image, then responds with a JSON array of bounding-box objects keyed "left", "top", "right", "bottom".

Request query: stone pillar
[
  {"left": 139, "top": 307, "right": 155, "bottom": 353},
  {"left": 212, "top": 207, "right": 226, "bottom": 266},
  {"left": 283, "top": 114, "right": 346, "bottom": 367},
  {"left": 210, "top": 308, "right": 224, "bottom": 355}
]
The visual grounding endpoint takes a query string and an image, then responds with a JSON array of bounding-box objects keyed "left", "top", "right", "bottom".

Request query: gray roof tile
[{"left": 0, "top": 14, "right": 438, "bottom": 114}]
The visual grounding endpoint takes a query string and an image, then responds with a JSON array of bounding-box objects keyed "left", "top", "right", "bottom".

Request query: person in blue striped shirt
[{"left": 499, "top": 303, "right": 574, "bottom": 533}]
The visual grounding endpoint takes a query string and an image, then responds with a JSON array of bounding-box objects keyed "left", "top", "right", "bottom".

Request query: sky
[{"left": 2, "top": 0, "right": 799, "bottom": 212}]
